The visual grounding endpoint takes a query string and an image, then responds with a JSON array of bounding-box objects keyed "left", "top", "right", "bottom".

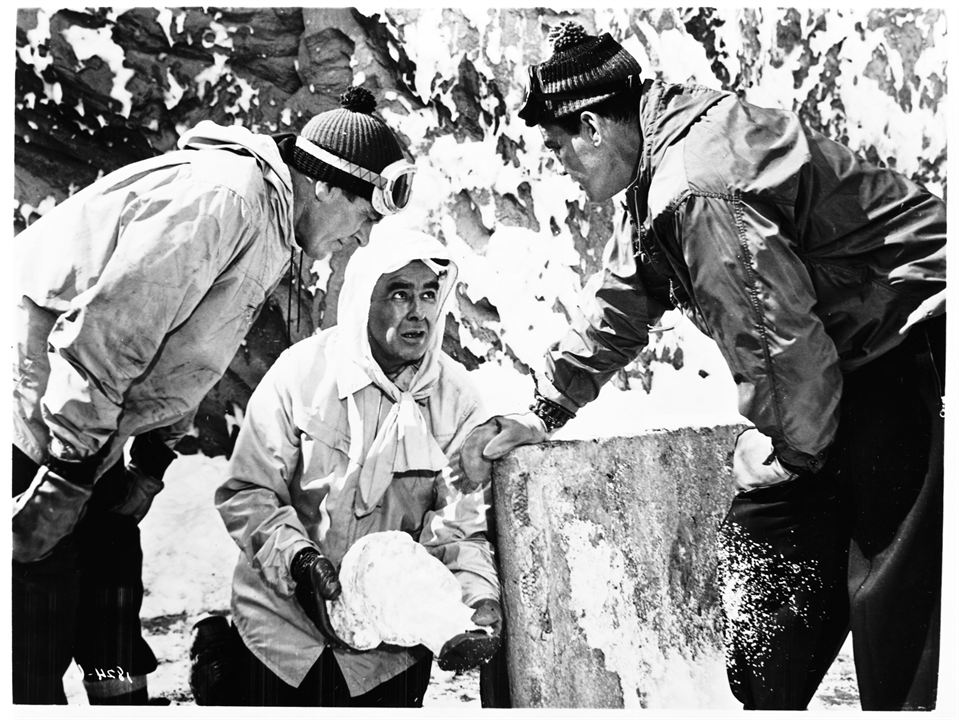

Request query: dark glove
[
  {"left": 291, "top": 547, "right": 344, "bottom": 645},
  {"left": 189, "top": 615, "right": 243, "bottom": 706},
  {"left": 129, "top": 431, "right": 177, "bottom": 479},
  {"left": 12, "top": 451, "right": 101, "bottom": 563},
  {"left": 111, "top": 431, "right": 177, "bottom": 522},
  {"left": 437, "top": 599, "right": 503, "bottom": 671}
]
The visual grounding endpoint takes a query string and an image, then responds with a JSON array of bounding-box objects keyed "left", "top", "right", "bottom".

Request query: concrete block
[{"left": 491, "top": 424, "right": 744, "bottom": 708}]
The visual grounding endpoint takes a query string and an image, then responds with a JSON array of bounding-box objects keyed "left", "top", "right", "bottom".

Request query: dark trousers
[
  {"left": 720, "top": 316, "right": 944, "bottom": 710},
  {"left": 237, "top": 633, "right": 432, "bottom": 707},
  {"left": 11, "top": 450, "right": 158, "bottom": 704}
]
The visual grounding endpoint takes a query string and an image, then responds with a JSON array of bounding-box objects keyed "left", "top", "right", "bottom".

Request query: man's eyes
[{"left": 389, "top": 290, "right": 437, "bottom": 302}]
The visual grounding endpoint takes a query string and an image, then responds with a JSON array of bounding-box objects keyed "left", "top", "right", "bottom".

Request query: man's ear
[
  {"left": 579, "top": 110, "right": 602, "bottom": 147},
  {"left": 313, "top": 180, "right": 337, "bottom": 202}
]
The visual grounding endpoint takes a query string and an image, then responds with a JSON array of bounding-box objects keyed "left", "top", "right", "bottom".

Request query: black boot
[{"left": 189, "top": 615, "right": 243, "bottom": 706}]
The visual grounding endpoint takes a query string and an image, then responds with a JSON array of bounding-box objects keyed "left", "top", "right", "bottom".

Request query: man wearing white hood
[
  {"left": 12, "top": 86, "right": 416, "bottom": 705},
  {"left": 214, "top": 230, "right": 502, "bottom": 706}
]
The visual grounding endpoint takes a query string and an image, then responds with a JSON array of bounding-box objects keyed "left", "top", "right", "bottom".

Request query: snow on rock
[
  {"left": 14, "top": 8, "right": 947, "bottom": 455},
  {"left": 60, "top": 22, "right": 136, "bottom": 118},
  {"left": 561, "top": 518, "right": 736, "bottom": 709}
]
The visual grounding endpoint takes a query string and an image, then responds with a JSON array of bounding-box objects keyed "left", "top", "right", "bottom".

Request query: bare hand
[
  {"left": 732, "top": 428, "right": 797, "bottom": 492},
  {"left": 452, "top": 413, "right": 548, "bottom": 492},
  {"left": 481, "top": 412, "right": 548, "bottom": 459},
  {"left": 470, "top": 598, "right": 503, "bottom": 636},
  {"left": 899, "top": 289, "right": 945, "bottom": 335},
  {"left": 452, "top": 418, "right": 501, "bottom": 493}
]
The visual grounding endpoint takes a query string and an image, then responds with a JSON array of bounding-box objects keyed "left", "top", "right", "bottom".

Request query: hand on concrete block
[
  {"left": 481, "top": 412, "right": 547, "bottom": 460},
  {"left": 452, "top": 418, "right": 499, "bottom": 493},
  {"left": 732, "top": 428, "right": 798, "bottom": 492}
]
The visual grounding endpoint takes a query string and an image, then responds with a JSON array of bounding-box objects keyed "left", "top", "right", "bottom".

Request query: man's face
[
  {"left": 540, "top": 118, "right": 630, "bottom": 202},
  {"left": 368, "top": 261, "right": 441, "bottom": 372},
  {"left": 295, "top": 183, "right": 381, "bottom": 259}
]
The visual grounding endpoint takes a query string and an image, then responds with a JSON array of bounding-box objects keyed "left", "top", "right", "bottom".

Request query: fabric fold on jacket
[{"left": 14, "top": 122, "right": 295, "bottom": 476}]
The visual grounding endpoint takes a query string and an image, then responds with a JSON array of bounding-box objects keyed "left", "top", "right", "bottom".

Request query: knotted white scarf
[{"left": 334, "top": 229, "right": 458, "bottom": 516}]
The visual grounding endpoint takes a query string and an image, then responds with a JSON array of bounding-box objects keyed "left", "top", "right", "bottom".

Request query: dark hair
[{"left": 552, "top": 86, "right": 641, "bottom": 135}]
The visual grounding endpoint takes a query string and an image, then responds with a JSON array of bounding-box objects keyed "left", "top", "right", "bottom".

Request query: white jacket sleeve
[
  {"left": 419, "top": 401, "right": 501, "bottom": 607},
  {"left": 40, "top": 185, "right": 253, "bottom": 458},
  {"left": 215, "top": 351, "right": 317, "bottom": 599}
]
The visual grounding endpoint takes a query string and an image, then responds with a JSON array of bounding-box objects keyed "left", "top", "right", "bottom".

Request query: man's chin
[{"left": 583, "top": 186, "right": 616, "bottom": 203}]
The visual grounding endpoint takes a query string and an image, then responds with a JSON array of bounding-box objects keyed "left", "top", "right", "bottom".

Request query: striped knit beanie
[
  {"left": 518, "top": 22, "right": 643, "bottom": 127},
  {"left": 292, "top": 87, "right": 404, "bottom": 201}
]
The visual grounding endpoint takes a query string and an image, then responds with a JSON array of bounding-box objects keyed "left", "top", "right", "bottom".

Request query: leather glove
[
  {"left": 732, "top": 428, "right": 799, "bottom": 492},
  {"left": 291, "top": 547, "right": 344, "bottom": 645},
  {"left": 437, "top": 599, "right": 503, "bottom": 671},
  {"left": 111, "top": 431, "right": 177, "bottom": 522},
  {"left": 12, "top": 449, "right": 101, "bottom": 563}
]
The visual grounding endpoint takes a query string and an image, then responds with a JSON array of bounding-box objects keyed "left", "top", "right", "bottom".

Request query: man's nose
[
  {"left": 354, "top": 221, "right": 373, "bottom": 247},
  {"left": 407, "top": 296, "right": 427, "bottom": 320}
]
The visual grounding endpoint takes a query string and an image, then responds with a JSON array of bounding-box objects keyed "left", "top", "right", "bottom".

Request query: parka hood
[
  {"left": 336, "top": 229, "right": 458, "bottom": 398},
  {"left": 178, "top": 120, "right": 293, "bottom": 198},
  {"left": 332, "top": 229, "right": 459, "bottom": 517}
]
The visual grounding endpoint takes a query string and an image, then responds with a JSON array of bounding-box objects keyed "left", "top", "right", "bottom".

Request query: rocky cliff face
[{"left": 14, "top": 8, "right": 948, "bottom": 454}]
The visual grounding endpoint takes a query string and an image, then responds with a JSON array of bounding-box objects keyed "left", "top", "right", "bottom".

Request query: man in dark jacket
[{"left": 462, "top": 22, "right": 945, "bottom": 711}]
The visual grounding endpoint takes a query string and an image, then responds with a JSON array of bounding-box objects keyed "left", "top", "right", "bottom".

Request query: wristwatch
[{"left": 529, "top": 392, "right": 576, "bottom": 433}]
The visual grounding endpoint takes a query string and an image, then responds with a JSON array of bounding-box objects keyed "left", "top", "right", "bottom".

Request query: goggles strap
[{"left": 294, "top": 136, "right": 386, "bottom": 189}]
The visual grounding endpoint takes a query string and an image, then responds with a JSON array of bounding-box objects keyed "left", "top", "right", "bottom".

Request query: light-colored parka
[
  {"left": 215, "top": 232, "right": 500, "bottom": 697},
  {"left": 13, "top": 121, "right": 295, "bottom": 475},
  {"left": 541, "top": 80, "right": 946, "bottom": 471}
]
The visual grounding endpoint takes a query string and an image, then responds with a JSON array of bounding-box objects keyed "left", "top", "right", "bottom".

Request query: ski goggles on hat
[{"left": 294, "top": 136, "right": 416, "bottom": 215}]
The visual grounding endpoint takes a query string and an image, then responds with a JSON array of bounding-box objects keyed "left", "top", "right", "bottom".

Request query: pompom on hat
[
  {"left": 291, "top": 86, "right": 405, "bottom": 203},
  {"left": 518, "top": 21, "right": 643, "bottom": 127}
]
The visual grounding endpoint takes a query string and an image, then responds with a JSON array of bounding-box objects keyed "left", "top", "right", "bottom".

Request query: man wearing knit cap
[
  {"left": 461, "top": 21, "right": 945, "bottom": 711},
  {"left": 12, "top": 86, "right": 415, "bottom": 705}
]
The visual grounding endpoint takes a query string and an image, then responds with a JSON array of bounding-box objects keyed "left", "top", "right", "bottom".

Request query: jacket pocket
[{"left": 299, "top": 414, "right": 350, "bottom": 488}]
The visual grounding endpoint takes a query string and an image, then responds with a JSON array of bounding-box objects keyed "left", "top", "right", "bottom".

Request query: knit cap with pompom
[
  {"left": 292, "top": 86, "right": 404, "bottom": 202},
  {"left": 518, "top": 21, "right": 642, "bottom": 127}
]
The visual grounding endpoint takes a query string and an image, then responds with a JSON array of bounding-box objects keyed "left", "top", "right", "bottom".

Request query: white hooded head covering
[{"left": 333, "top": 229, "right": 459, "bottom": 516}]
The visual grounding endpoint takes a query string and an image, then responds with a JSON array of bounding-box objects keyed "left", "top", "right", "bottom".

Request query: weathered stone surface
[{"left": 492, "top": 426, "right": 745, "bottom": 708}]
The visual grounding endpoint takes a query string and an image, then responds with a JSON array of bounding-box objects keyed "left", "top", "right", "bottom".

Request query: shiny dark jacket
[{"left": 544, "top": 80, "right": 945, "bottom": 470}]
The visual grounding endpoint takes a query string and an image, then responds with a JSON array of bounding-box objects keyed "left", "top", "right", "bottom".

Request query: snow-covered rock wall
[{"left": 14, "top": 7, "right": 948, "bottom": 454}]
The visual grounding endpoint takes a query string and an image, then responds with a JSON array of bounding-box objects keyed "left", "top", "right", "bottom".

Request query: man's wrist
[
  {"left": 129, "top": 432, "right": 177, "bottom": 479},
  {"left": 773, "top": 443, "right": 828, "bottom": 476},
  {"left": 45, "top": 440, "right": 101, "bottom": 487},
  {"left": 529, "top": 392, "right": 575, "bottom": 433},
  {"left": 290, "top": 546, "right": 322, "bottom": 585}
]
